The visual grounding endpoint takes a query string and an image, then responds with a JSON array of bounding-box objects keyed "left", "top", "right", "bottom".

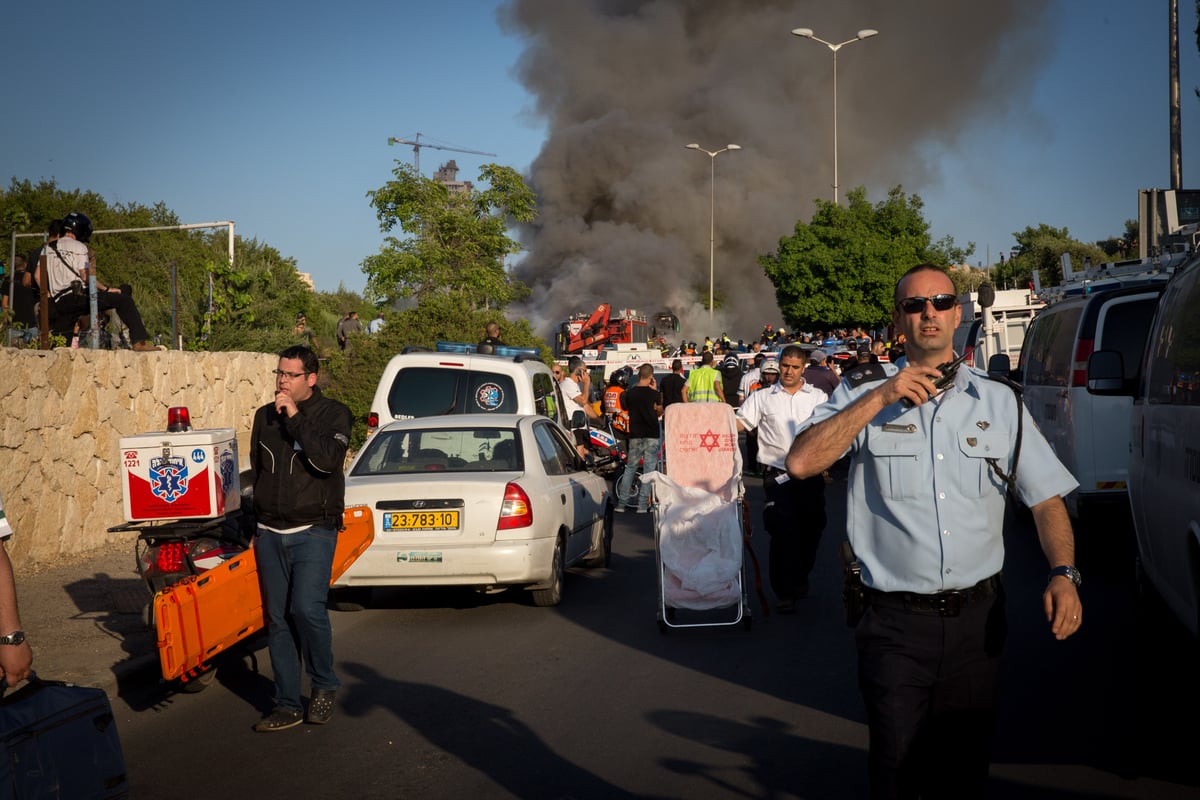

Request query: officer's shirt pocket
[
  {"left": 957, "top": 431, "right": 1010, "bottom": 497},
  {"left": 865, "top": 429, "right": 924, "bottom": 500}
]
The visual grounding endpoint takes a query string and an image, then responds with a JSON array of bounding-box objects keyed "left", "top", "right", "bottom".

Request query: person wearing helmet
[
  {"left": 737, "top": 353, "right": 767, "bottom": 474},
  {"left": 44, "top": 212, "right": 156, "bottom": 351},
  {"left": 602, "top": 369, "right": 631, "bottom": 453},
  {"left": 720, "top": 354, "right": 743, "bottom": 409}
]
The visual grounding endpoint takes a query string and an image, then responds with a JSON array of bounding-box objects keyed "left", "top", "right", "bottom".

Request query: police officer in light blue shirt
[{"left": 787, "top": 264, "right": 1082, "bottom": 800}]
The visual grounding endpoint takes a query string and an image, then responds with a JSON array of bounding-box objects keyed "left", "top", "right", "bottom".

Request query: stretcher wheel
[{"left": 180, "top": 662, "right": 217, "bottom": 693}]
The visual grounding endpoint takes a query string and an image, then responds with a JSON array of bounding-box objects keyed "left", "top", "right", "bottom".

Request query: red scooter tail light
[
  {"left": 155, "top": 542, "right": 189, "bottom": 573},
  {"left": 167, "top": 406, "right": 192, "bottom": 433}
]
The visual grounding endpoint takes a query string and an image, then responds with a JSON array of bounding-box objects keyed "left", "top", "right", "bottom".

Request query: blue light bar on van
[{"left": 435, "top": 341, "right": 541, "bottom": 359}]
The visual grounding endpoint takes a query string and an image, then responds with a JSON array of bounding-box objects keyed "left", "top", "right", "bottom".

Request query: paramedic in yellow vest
[{"left": 682, "top": 350, "right": 725, "bottom": 403}]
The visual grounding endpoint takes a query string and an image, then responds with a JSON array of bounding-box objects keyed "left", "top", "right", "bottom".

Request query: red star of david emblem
[{"left": 698, "top": 430, "right": 722, "bottom": 451}]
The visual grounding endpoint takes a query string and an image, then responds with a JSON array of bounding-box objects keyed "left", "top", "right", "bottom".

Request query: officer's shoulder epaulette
[{"left": 841, "top": 362, "right": 888, "bottom": 387}]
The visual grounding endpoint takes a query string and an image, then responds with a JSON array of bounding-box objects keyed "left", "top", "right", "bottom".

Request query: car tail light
[
  {"left": 498, "top": 482, "right": 533, "bottom": 529},
  {"left": 366, "top": 412, "right": 379, "bottom": 436},
  {"left": 1071, "top": 338, "right": 1094, "bottom": 387}
]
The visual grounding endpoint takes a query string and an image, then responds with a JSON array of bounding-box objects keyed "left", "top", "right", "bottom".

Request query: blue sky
[{"left": 3, "top": 1, "right": 1198, "bottom": 304}]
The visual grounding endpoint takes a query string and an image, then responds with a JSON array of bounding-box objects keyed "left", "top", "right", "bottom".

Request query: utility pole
[{"left": 1169, "top": 0, "right": 1182, "bottom": 189}]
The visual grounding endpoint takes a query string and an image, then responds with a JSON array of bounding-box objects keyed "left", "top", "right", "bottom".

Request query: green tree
[
  {"left": 998, "top": 224, "right": 1108, "bottom": 290},
  {"left": 758, "top": 186, "right": 973, "bottom": 330},
  {"left": 362, "top": 163, "right": 535, "bottom": 310},
  {"left": 948, "top": 266, "right": 992, "bottom": 295}
]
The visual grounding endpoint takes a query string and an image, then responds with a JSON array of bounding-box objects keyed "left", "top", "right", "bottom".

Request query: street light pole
[
  {"left": 686, "top": 143, "right": 741, "bottom": 323},
  {"left": 791, "top": 27, "right": 878, "bottom": 204}
]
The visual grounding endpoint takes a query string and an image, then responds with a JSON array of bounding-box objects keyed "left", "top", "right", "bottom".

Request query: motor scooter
[
  {"left": 109, "top": 506, "right": 253, "bottom": 692},
  {"left": 109, "top": 407, "right": 254, "bottom": 692}
]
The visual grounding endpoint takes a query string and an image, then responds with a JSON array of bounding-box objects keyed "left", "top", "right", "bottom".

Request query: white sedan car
[{"left": 334, "top": 413, "right": 614, "bottom": 606}]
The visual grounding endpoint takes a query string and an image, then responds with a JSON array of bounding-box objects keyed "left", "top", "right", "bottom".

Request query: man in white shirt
[
  {"left": 558, "top": 356, "right": 598, "bottom": 456},
  {"left": 736, "top": 344, "right": 828, "bottom": 611}
]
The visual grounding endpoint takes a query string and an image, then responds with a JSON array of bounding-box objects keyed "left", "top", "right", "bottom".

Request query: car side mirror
[
  {"left": 571, "top": 410, "right": 587, "bottom": 429},
  {"left": 1086, "top": 350, "right": 1125, "bottom": 395}
]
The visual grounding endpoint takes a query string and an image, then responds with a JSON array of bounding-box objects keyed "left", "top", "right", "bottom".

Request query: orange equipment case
[{"left": 154, "top": 506, "right": 374, "bottom": 683}]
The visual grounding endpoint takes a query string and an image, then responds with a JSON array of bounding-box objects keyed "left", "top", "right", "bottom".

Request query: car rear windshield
[
  {"left": 351, "top": 427, "right": 522, "bottom": 475},
  {"left": 386, "top": 367, "right": 520, "bottom": 419}
]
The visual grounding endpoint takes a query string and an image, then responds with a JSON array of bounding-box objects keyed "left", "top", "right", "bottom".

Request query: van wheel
[{"left": 532, "top": 535, "right": 565, "bottom": 607}]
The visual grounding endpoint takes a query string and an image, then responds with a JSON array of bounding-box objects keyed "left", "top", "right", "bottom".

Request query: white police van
[
  {"left": 366, "top": 342, "right": 565, "bottom": 437},
  {"left": 1016, "top": 254, "right": 1182, "bottom": 520},
  {"left": 1091, "top": 249, "right": 1200, "bottom": 635}
]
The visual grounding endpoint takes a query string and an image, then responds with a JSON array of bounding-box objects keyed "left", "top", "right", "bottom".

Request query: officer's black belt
[
  {"left": 864, "top": 574, "right": 1001, "bottom": 617},
  {"left": 761, "top": 465, "right": 787, "bottom": 478}
]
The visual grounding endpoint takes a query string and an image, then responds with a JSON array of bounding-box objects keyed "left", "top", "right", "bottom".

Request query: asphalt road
[{"left": 109, "top": 471, "right": 1200, "bottom": 800}]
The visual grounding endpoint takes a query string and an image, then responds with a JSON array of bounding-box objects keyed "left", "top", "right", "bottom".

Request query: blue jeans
[
  {"left": 618, "top": 437, "right": 659, "bottom": 510},
  {"left": 256, "top": 524, "right": 339, "bottom": 712}
]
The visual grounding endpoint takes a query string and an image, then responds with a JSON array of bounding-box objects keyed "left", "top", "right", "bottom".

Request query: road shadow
[
  {"left": 340, "top": 661, "right": 669, "bottom": 800},
  {"left": 58, "top": 572, "right": 156, "bottom": 685},
  {"left": 648, "top": 708, "right": 866, "bottom": 798},
  {"left": 112, "top": 628, "right": 273, "bottom": 714}
]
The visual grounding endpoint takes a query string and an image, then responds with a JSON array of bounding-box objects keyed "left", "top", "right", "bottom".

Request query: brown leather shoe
[{"left": 132, "top": 341, "right": 157, "bottom": 352}]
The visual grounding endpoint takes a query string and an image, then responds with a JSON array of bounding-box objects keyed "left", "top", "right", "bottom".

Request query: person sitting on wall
[{"left": 43, "top": 212, "right": 156, "bottom": 351}]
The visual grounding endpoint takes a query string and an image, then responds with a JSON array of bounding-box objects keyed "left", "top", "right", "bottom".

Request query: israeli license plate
[{"left": 383, "top": 510, "right": 460, "bottom": 531}]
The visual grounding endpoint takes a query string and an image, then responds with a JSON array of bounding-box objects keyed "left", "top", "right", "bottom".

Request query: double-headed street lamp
[
  {"left": 791, "top": 27, "right": 878, "bottom": 205},
  {"left": 686, "top": 142, "right": 741, "bottom": 323}
]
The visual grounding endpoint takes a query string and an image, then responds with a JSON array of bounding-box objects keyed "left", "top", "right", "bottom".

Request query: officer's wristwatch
[
  {"left": 0, "top": 630, "right": 25, "bottom": 646},
  {"left": 1048, "top": 565, "right": 1082, "bottom": 588}
]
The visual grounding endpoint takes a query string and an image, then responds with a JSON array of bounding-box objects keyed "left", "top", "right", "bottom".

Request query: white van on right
[
  {"left": 1124, "top": 255, "right": 1200, "bottom": 636},
  {"left": 1017, "top": 281, "right": 1168, "bottom": 520}
]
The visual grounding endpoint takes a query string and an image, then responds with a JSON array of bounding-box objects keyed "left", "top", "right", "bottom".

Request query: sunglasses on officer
[{"left": 896, "top": 294, "right": 957, "bottom": 314}]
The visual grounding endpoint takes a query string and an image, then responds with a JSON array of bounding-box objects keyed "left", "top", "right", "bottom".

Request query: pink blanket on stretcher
[{"left": 661, "top": 402, "right": 743, "bottom": 500}]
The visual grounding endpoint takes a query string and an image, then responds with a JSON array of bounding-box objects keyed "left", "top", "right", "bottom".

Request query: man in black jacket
[{"left": 250, "top": 345, "right": 352, "bottom": 732}]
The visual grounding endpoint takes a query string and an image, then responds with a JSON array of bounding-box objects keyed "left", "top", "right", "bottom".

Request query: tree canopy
[
  {"left": 758, "top": 186, "right": 973, "bottom": 330},
  {"left": 362, "top": 163, "right": 535, "bottom": 311},
  {"left": 990, "top": 223, "right": 1109, "bottom": 291}
]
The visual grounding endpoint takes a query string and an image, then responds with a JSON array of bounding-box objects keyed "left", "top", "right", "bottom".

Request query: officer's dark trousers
[
  {"left": 761, "top": 469, "right": 825, "bottom": 601},
  {"left": 856, "top": 591, "right": 1007, "bottom": 800}
]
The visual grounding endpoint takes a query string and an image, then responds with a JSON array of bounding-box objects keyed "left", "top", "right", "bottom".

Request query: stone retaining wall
[{"left": 0, "top": 348, "right": 277, "bottom": 568}]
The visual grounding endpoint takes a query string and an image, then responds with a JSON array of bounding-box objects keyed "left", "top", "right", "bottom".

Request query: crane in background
[{"left": 387, "top": 132, "right": 496, "bottom": 174}]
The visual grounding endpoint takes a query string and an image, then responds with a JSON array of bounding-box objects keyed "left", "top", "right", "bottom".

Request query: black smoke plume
[{"left": 501, "top": 0, "right": 1053, "bottom": 341}]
